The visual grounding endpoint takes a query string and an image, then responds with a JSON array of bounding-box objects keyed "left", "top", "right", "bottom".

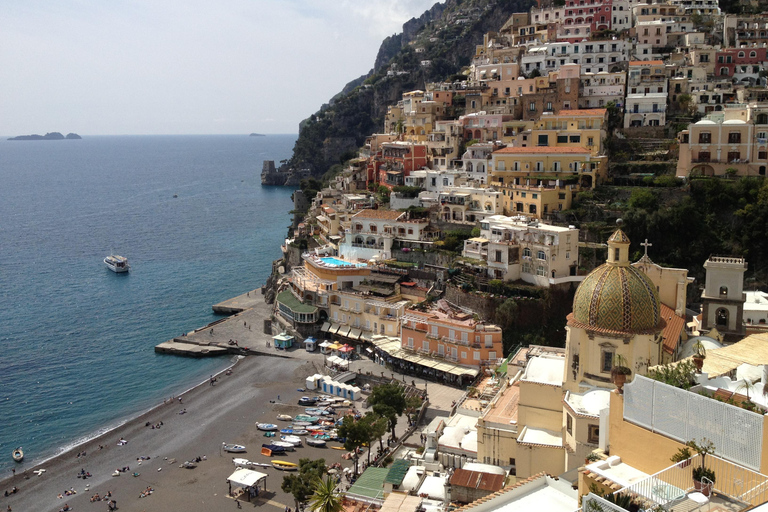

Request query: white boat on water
[
  {"left": 222, "top": 443, "right": 246, "bottom": 453},
  {"left": 104, "top": 254, "right": 130, "bottom": 273}
]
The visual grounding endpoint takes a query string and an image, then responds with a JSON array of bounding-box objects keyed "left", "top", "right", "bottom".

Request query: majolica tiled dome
[{"left": 572, "top": 229, "right": 661, "bottom": 332}]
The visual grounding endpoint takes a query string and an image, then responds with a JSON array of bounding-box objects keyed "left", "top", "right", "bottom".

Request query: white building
[
  {"left": 579, "top": 71, "right": 626, "bottom": 108},
  {"left": 462, "top": 215, "right": 582, "bottom": 286},
  {"left": 339, "top": 209, "right": 429, "bottom": 261}
]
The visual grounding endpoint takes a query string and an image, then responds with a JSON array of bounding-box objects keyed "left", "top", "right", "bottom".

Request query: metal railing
[{"left": 616, "top": 454, "right": 768, "bottom": 509}]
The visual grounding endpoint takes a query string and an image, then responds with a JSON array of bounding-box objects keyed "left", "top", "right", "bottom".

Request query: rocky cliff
[{"left": 282, "top": 0, "right": 534, "bottom": 180}]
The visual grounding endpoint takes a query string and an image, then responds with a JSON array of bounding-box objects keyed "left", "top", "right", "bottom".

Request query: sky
[{"left": 1, "top": 0, "right": 439, "bottom": 135}]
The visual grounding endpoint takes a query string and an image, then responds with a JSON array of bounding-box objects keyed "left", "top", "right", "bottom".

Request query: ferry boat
[{"left": 104, "top": 254, "right": 130, "bottom": 273}]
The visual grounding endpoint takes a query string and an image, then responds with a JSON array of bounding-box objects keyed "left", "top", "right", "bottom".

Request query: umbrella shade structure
[{"left": 227, "top": 468, "right": 268, "bottom": 501}]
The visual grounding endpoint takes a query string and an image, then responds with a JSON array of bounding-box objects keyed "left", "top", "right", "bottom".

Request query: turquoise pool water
[{"left": 320, "top": 257, "right": 364, "bottom": 267}]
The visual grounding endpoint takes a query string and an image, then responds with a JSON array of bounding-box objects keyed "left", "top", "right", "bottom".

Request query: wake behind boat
[{"left": 104, "top": 254, "right": 130, "bottom": 273}]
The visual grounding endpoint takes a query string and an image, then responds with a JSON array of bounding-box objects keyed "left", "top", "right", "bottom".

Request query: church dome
[{"left": 572, "top": 229, "right": 661, "bottom": 332}]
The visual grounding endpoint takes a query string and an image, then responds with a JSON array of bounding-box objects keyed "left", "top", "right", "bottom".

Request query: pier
[{"left": 155, "top": 287, "right": 278, "bottom": 358}]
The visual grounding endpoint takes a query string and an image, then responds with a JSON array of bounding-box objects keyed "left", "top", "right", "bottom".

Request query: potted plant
[
  {"left": 670, "top": 446, "right": 692, "bottom": 468},
  {"left": 585, "top": 452, "right": 601, "bottom": 464},
  {"left": 691, "top": 340, "right": 706, "bottom": 372},
  {"left": 611, "top": 354, "right": 632, "bottom": 393},
  {"left": 687, "top": 438, "right": 716, "bottom": 497}
]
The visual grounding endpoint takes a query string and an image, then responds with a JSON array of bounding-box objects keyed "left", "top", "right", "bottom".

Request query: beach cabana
[
  {"left": 319, "top": 340, "right": 333, "bottom": 355},
  {"left": 272, "top": 332, "right": 294, "bottom": 350},
  {"left": 304, "top": 337, "right": 317, "bottom": 352},
  {"left": 227, "top": 468, "right": 267, "bottom": 501}
]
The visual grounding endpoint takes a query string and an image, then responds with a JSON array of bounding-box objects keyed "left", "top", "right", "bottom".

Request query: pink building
[
  {"left": 400, "top": 303, "right": 503, "bottom": 367},
  {"left": 563, "top": 0, "right": 613, "bottom": 32}
]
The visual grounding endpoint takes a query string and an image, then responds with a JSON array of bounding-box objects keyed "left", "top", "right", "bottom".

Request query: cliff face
[{"left": 283, "top": 0, "right": 534, "bottom": 179}]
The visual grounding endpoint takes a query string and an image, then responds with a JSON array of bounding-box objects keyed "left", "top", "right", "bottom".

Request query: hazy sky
[{"left": 1, "top": 0, "right": 438, "bottom": 135}]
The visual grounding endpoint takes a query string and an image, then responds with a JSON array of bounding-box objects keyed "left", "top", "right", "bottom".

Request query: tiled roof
[
  {"left": 557, "top": 109, "right": 607, "bottom": 117},
  {"left": 660, "top": 303, "right": 685, "bottom": 355},
  {"left": 608, "top": 229, "right": 630, "bottom": 244},
  {"left": 454, "top": 473, "right": 549, "bottom": 512},
  {"left": 494, "top": 146, "right": 591, "bottom": 154},
  {"left": 352, "top": 209, "right": 405, "bottom": 221},
  {"left": 449, "top": 468, "right": 505, "bottom": 492}
]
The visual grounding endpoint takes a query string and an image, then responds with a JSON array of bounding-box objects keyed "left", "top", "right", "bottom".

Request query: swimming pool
[{"left": 319, "top": 257, "right": 365, "bottom": 267}]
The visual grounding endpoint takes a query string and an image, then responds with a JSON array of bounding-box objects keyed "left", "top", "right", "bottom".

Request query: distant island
[
  {"left": 8, "top": 132, "right": 81, "bottom": 141},
  {"left": 249, "top": 133, "right": 265, "bottom": 137}
]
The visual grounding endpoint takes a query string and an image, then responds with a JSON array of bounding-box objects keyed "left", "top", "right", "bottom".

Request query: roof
[
  {"left": 698, "top": 332, "right": 768, "bottom": 377},
  {"left": 517, "top": 426, "right": 563, "bottom": 448},
  {"left": 660, "top": 303, "right": 685, "bottom": 355},
  {"left": 450, "top": 469, "right": 505, "bottom": 493},
  {"left": 629, "top": 60, "right": 664, "bottom": 66},
  {"left": 276, "top": 290, "right": 318, "bottom": 314},
  {"left": 227, "top": 468, "right": 268, "bottom": 487},
  {"left": 557, "top": 109, "right": 607, "bottom": 117},
  {"left": 347, "top": 467, "right": 390, "bottom": 501},
  {"left": 352, "top": 209, "right": 405, "bottom": 221},
  {"left": 380, "top": 493, "right": 423, "bottom": 512},
  {"left": 385, "top": 459, "right": 411, "bottom": 485},
  {"left": 494, "top": 146, "right": 591, "bottom": 155},
  {"left": 522, "top": 356, "right": 564, "bottom": 386}
]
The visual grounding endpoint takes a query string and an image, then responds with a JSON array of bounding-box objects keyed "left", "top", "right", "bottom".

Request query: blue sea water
[{"left": 0, "top": 134, "right": 296, "bottom": 474}]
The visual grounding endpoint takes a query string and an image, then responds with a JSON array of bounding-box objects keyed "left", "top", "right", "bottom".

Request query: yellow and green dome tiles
[{"left": 573, "top": 263, "right": 661, "bottom": 332}]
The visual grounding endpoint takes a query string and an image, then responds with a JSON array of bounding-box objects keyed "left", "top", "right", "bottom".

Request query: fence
[{"left": 623, "top": 375, "right": 764, "bottom": 471}]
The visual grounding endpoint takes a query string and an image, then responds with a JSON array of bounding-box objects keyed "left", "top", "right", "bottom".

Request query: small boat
[
  {"left": 292, "top": 421, "right": 313, "bottom": 428},
  {"left": 280, "top": 429, "right": 309, "bottom": 436},
  {"left": 257, "top": 423, "right": 278, "bottom": 431},
  {"left": 180, "top": 460, "right": 197, "bottom": 469},
  {"left": 272, "top": 460, "right": 298, "bottom": 471},
  {"left": 331, "top": 446, "right": 346, "bottom": 450},
  {"left": 276, "top": 414, "right": 293, "bottom": 421},
  {"left": 12, "top": 447, "right": 23, "bottom": 462},
  {"left": 306, "top": 438, "right": 327, "bottom": 448},
  {"left": 316, "top": 401, "right": 332, "bottom": 407},
  {"left": 297, "top": 397, "right": 316, "bottom": 406},
  {"left": 262, "top": 443, "right": 287, "bottom": 453},
  {"left": 222, "top": 443, "right": 246, "bottom": 453},
  {"left": 294, "top": 415, "right": 319, "bottom": 423},
  {"left": 104, "top": 254, "right": 130, "bottom": 273},
  {"left": 280, "top": 435, "right": 302, "bottom": 446},
  {"left": 270, "top": 441, "right": 296, "bottom": 451},
  {"left": 233, "top": 458, "right": 271, "bottom": 468}
]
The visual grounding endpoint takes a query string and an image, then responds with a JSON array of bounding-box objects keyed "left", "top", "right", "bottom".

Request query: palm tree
[{"left": 309, "top": 476, "right": 343, "bottom": 512}]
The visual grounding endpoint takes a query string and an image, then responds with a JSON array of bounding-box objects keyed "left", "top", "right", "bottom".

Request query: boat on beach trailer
[
  {"left": 12, "top": 447, "right": 23, "bottom": 462},
  {"left": 271, "top": 460, "right": 298, "bottom": 471}
]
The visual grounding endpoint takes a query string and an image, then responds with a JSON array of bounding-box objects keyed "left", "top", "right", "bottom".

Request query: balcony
[
  {"left": 442, "top": 335, "right": 470, "bottom": 347},
  {"left": 445, "top": 354, "right": 460, "bottom": 363}
]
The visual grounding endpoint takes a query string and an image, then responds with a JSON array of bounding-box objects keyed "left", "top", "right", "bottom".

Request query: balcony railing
[
  {"left": 445, "top": 354, "right": 460, "bottom": 362},
  {"left": 442, "top": 336, "right": 470, "bottom": 347}
]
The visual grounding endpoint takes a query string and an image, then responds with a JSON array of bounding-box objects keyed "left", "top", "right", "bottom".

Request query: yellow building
[{"left": 529, "top": 109, "right": 607, "bottom": 156}]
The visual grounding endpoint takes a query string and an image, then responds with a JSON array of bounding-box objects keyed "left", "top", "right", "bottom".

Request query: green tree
[
  {"left": 337, "top": 415, "right": 370, "bottom": 476},
  {"left": 309, "top": 476, "right": 344, "bottom": 512},
  {"left": 405, "top": 394, "right": 424, "bottom": 424},
  {"left": 368, "top": 382, "right": 407, "bottom": 440},
  {"left": 281, "top": 458, "right": 327, "bottom": 510}
]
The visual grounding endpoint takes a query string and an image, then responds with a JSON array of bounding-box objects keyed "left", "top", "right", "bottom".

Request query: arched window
[
  {"left": 716, "top": 308, "right": 729, "bottom": 327},
  {"left": 751, "top": 51, "right": 757, "bottom": 58},
  {"left": 523, "top": 247, "right": 531, "bottom": 257},
  {"left": 369, "top": 224, "right": 377, "bottom": 233}
]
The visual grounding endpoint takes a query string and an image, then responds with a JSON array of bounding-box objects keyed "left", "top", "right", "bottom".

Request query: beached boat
[
  {"left": 280, "top": 429, "right": 308, "bottom": 436},
  {"left": 222, "top": 443, "right": 246, "bottom": 453},
  {"left": 304, "top": 408, "right": 333, "bottom": 416},
  {"left": 12, "top": 447, "right": 23, "bottom": 462},
  {"left": 280, "top": 435, "right": 302, "bottom": 446},
  {"left": 292, "top": 421, "right": 313, "bottom": 428},
  {"left": 104, "top": 254, "right": 130, "bottom": 273},
  {"left": 180, "top": 460, "right": 197, "bottom": 469},
  {"left": 276, "top": 414, "right": 293, "bottom": 421},
  {"left": 294, "top": 415, "right": 319, "bottom": 423},
  {"left": 272, "top": 460, "right": 298, "bottom": 471},
  {"left": 297, "top": 397, "right": 316, "bottom": 406},
  {"left": 316, "top": 401, "right": 332, "bottom": 407},
  {"left": 257, "top": 423, "right": 278, "bottom": 431},
  {"left": 306, "top": 438, "right": 327, "bottom": 448},
  {"left": 261, "top": 443, "right": 287, "bottom": 453},
  {"left": 270, "top": 441, "right": 295, "bottom": 451}
]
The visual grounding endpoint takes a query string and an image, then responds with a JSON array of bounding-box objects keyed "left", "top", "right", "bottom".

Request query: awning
[
  {"left": 321, "top": 322, "right": 331, "bottom": 332},
  {"left": 337, "top": 326, "right": 351, "bottom": 338},
  {"left": 338, "top": 344, "right": 354, "bottom": 353},
  {"left": 328, "top": 342, "right": 343, "bottom": 350},
  {"left": 227, "top": 468, "right": 267, "bottom": 488},
  {"left": 329, "top": 324, "right": 341, "bottom": 335},
  {"left": 348, "top": 328, "right": 363, "bottom": 340}
]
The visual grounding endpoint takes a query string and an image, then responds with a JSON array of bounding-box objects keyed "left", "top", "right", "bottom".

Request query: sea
[{"left": 0, "top": 134, "right": 297, "bottom": 475}]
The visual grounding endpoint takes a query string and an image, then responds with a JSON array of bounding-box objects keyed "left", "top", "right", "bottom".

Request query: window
[
  {"left": 699, "top": 132, "right": 711, "bottom": 144},
  {"left": 537, "top": 250, "right": 546, "bottom": 260},
  {"left": 538, "top": 134, "right": 549, "bottom": 146},
  {"left": 601, "top": 350, "right": 614, "bottom": 373},
  {"left": 570, "top": 135, "right": 581, "bottom": 143},
  {"left": 529, "top": 102, "right": 536, "bottom": 111},
  {"left": 729, "top": 132, "right": 742, "bottom": 144},
  {"left": 536, "top": 265, "right": 546, "bottom": 276},
  {"left": 489, "top": 351, "right": 496, "bottom": 360},
  {"left": 407, "top": 337, "right": 414, "bottom": 348},
  {"left": 728, "top": 151, "right": 741, "bottom": 162},
  {"left": 698, "top": 151, "right": 710, "bottom": 162},
  {"left": 588, "top": 424, "right": 600, "bottom": 444},
  {"left": 495, "top": 250, "right": 502, "bottom": 263},
  {"left": 566, "top": 414, "right": 573, "bottom": 435},
  {"left": 523, "top": 247, "right": 531, "bottom": 257},
  {"left": 558, "top": 135, "right": 568, "bottom": 143},
  {"left": 473, "top": 351, "right": 480, "bottom": 361},
  {"left": 422, "top": 340, "right": 429, "bottom": 351}
]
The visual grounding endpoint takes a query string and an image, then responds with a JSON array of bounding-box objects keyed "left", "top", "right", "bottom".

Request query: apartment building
[
  {"left": 529, "top": 108, "right": 608, "bottom": 156},
  {"left": 580, "top": 71, "right": 626, "bottom": 108},
  {"left": 715, "top": 47, "right": 768, "bottom": 84},
  {"left": 338, "top": 208, "right": 430, "bottom": 261},
  {"left": 677, "top": 105, "right": 768, "bottom": 177},
  {"left": 624, "top": 60, "right": 668, "bottom": 128},
  {"left": 400, "top": 303, "right": 503, "bottom": 368},
  {"left": 462, "top": 214, "right": 581, "bottom": 285}
]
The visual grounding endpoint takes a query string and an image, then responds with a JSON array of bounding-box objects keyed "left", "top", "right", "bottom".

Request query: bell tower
[{"left": 700, "top": 256, "right": 747, "bottom": 342}]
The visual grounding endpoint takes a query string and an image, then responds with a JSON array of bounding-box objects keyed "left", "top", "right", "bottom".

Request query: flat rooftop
[{"left": 482, "top": 382, "right": 520, "bottom": 427}]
